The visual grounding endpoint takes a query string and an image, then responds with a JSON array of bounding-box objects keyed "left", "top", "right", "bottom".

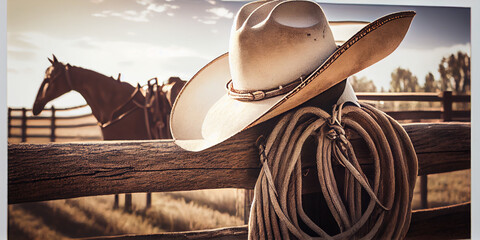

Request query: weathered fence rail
[
  {"left": 356, "top": 91, "right": 470, "bottom": 121},
  {"left": 8, "top": 122, "right": 471, "bottom": 239}
]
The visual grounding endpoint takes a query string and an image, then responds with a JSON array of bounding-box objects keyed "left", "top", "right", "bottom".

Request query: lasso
[{"left": 249, "top": 103, "right": 418, "bottom": 240}]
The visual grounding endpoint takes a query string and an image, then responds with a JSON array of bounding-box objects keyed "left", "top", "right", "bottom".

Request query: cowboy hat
[{"left": 171, "top": 0, "right": 415, "bottom": 151}]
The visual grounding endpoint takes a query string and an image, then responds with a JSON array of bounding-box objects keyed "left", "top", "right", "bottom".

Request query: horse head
[{"left": 33, "top": 55, "right": 73, "bottom": 115}]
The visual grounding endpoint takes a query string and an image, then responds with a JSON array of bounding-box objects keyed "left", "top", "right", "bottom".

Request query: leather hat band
[{"left": 226, "top": 76, "right": 305, "bottom": 102}]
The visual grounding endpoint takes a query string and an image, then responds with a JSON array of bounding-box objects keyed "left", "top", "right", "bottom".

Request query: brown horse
[{"left": 33, "top": 55, "right": 185, "bottom": 210}]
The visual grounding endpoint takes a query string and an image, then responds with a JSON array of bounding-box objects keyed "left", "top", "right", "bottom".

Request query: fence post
[
  {"left": 125, "top": 194, "right": 132, "bottom": 213},
  {"left": 50, "top": 106, "right": 56, "bottom": 142},
  {"left": 442, "top": 91, "right": 453, "bottom": 121},
  {"left": 244, "top": 189, "right": 254, "bottom": 224},
  {"left": 8, "top": 108, "right": 12, "bottom": 138},
  {"left": 114, "top": 195, "right": 119, "bottom": 209},
  {"left": 146, "top": 192, "right": 152, "bottom": 209},
  {"left": 420, "top": 175, "right": 428, "bottom": 208},
  {"left": 419, "top": 90, "right": 454, "bottom": 209},
  {"left": 21, "top": 108, "right": 27, "bottom": 142}
]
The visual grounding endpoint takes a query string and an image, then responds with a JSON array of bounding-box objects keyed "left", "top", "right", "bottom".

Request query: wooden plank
[
  {"left": 8, "top": 125, "right": 263, "bottom": 204},
  {"left": 385, "top": 110, "right": 441, "bottom": 120},
  {"left": 382, "top": 110, "right": 468, "bottom": 122},
  {"left": 9, "top": 123, "right": 98, "bottom": 129},
  {"left": 406, "top": 202, "right": 470, "bottom": 239},
  {"left": 356, "top": 92, "right": 441, "bottom": 102},
  {"left": 10, "top": 113, "right": 93, "bottom": 120},
  {"left": 8, "top": 122, "right": 470, "bottom": 204},
  {"left": 79, "top": 202, "right": 470, "bottom": 240},
  {"left": 8, "top": 104, "right": 89, "bottom": 112},
  {"left": 452, "top": 110, "right": 470, "bottom": 119},
  {"left": 82, "top": 226, "right": 248, "bottom": 240},
  {"left": 9, "top": 134, "right": 101, "bottom": 140},
  {"left": 452, "top": 95, "right": 470, "bottom": 103},
  {"left": 356, "top": 92, "right": 470, "bottom": 103}
]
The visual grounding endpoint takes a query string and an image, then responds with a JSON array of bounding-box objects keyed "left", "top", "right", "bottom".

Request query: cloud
[
  {"left": 207, "top": 0, "right": 217, "bottom": 5},
  {"left": 93, "top": 9, "right": 150, "bottom": 22},
  {"left": 71, "top": 37, "right": 99, "bottom": 49},
  {"left": 8, "top": 32, "right": 39, "bottom": 49},
  {"left": 92, "top": 1, "right": 179, "bottom": 22},
  {"left": 8, "top": 49, "right": 36, "bottom": 62},
  {"left": 206, "top": 7, "right": 234, "bottom": 19},
  {"left": 354, "top": 43, "right": 471, "bottom": 91},
  {"left": 90, "top": 0, "right": 104, "bottom": 3},
  {"left": 146, "top": 2, "right": 179, "bottom": 13},
  {"left": 195, "top": 7, "right": 234, "bottom": 25},
  {"left": 7, "top": 32, "right": 41, "bottom": 61}
]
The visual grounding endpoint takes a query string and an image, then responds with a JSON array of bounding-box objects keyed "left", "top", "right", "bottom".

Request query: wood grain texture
[
  {"left": 406, "top": 202, "right": 470, "bottom": 239},
  {"left": 8, "top": 122, "right": 470, "bottom": 204},
  {"left": 82, "top": 226, "right": 248, "bottom": 240}
]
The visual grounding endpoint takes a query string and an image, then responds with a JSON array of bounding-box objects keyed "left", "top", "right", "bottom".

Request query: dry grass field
[{"left": 8, "top": 189, "right": 244, "bottom": 239}]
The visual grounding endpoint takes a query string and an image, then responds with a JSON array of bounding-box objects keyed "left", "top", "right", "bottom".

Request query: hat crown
[{"left": 229, "top": 0, "right": 337, "bottom": 91}]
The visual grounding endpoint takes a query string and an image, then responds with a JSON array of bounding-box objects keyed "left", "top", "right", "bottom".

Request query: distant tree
[
  {"left": 390, "top": 67, "right": 419, "bottom": 92},
  {"left": 350, "top": 75, "right": 377, "bottom": 92},
  {"left": 423, "top": 72, "right": 439, "bottom": 92},
  {"left": 438, "top": 51, "right": 470, "bottom": 94}
]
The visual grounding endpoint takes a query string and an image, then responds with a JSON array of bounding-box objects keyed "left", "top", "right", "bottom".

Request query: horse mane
[{"left": 68, "top": 64, "right": 134, "bottom": 89}]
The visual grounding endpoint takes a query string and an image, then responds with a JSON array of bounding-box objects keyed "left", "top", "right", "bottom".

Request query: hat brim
[{"left": 171, "top": 11, "right": 415, "bottom": 152}]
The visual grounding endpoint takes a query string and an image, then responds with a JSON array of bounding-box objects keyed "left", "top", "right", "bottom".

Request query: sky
[{"left": 6, "top": 0, "right": 471, "bottom": 109}]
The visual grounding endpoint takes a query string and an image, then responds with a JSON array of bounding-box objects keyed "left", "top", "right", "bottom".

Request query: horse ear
[
  {"left": 52, "top": 54, "right": 58, "bottom": 63},
  {"left": 48, "top": 57, "right": 54, "bottom": 64}
]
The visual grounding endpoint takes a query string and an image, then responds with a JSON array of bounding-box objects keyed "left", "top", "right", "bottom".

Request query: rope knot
[
  {"left": 327, "top": 119, "right": 347, "bottom": 145},
  {"left": 327, "top": 104, "right": 348, "bottom": 144}
]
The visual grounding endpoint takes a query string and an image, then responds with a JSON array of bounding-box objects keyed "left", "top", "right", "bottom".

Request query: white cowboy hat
[{"left": 171, "top": 0, "right": 415, "bottom": 151}]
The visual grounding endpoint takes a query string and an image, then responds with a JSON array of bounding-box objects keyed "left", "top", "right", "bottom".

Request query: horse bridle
[
  {"left": 64, "top": 64, "right": 74, "bottom": 90},
  {"left": 99, "top": 85, "right": 144, "bottom": 129},
  {"left": 48, "top": 63, "right": 74, "bottom": 91}
]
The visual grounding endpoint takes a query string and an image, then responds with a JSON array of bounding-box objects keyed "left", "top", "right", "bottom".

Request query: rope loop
[{"left": 248, "top": 103, "right": 418, "bottom": 240}]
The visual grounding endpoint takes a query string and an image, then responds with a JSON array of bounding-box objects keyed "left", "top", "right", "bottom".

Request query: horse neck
[{"left": 68, "top": 66, "right": 138, "bottom": 124}]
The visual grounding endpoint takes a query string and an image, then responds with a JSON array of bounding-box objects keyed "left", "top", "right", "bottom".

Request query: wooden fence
[
  {"left": 8, "top": 122, "right": 471, "bottom": 239},
  {"left": 8, "top": 104, "right": 102, "bottom": 143},
  {"left": 356, "top": 91, "right": 470, "bottom": 122},
  {"left": 8, "top": 91, "right": 469, "bottom": 144},
  {"left": 7, "top": 91, "right": 470, "bottom": 239},
  {"left": 356, "top": 91, "right": 470, "bottom": 209}
]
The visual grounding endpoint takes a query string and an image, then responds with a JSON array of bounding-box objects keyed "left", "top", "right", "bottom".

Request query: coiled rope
[{"left": 248, "top": 103, "right": 418, "bottom": 240}]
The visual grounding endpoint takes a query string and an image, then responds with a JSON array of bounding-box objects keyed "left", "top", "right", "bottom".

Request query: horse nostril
[{"left": 32, "top": 101, "right": 45, "bottom": 115}]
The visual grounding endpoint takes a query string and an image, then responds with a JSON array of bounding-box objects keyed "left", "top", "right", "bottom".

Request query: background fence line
[
  {"left": 7, "top": 91, "right": 470, "bottom": 143},
  {"left": 8, "top": 104, "right": 101, "bottom": 142}
]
